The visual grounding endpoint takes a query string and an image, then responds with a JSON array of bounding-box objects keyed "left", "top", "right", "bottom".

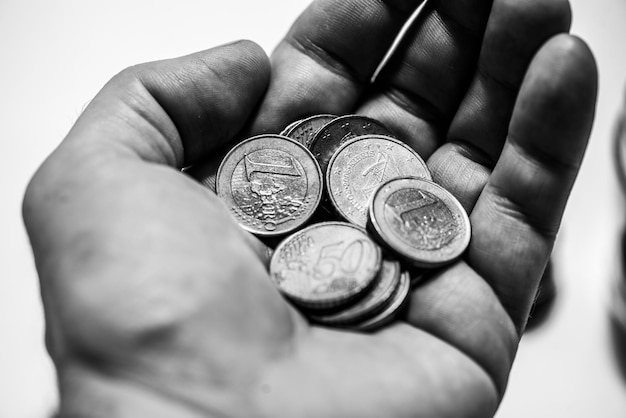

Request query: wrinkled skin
[{"left": 23, "top": 0, "right": 597, "bottom": 417}]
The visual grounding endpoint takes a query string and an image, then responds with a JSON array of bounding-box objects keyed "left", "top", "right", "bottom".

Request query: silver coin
[
  {"left": 309, "top": 115, "right": 396, "bottom": 174},
  {"left": 326, "top": 135, "right": 431, "bottom": 227},
  {"left": 279, "top": 118, "right": 304, "bottom": 136},
  {"left": 216, "top": 134, "right": 322, "bottom": 237},
  {"left": 310, "top": 259, "right": 401, "bottom": 326},
  {"left": 270, "top": 222, "right": 382, "bottom": 309},
  {"left": 283, "top": 114, "right": 338, "bottom": 148},
  {"left": 353, "top": 271, "right": 411, "bottom": 332},
  {"left": 368, "top": 177, "right": 471, "bottom": 268}
]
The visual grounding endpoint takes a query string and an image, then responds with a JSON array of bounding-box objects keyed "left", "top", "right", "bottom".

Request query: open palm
[{"left": 24, "top": 0, "right": 597, "bottom": 417}]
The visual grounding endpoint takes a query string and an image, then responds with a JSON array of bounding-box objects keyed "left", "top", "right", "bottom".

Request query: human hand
[{"left": 23, "top": 0, "right": 597, "bottom": 417}]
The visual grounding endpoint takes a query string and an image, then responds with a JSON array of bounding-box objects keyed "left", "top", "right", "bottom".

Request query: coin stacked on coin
[{"left": 215, "top": 115, "right": 471, "bottom": 331}]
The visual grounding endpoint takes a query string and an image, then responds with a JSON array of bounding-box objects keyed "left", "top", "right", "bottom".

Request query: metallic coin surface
[
  {"left": 283, "top": 114, "right": 338, "bottom": 148},
  {"left": 368, "top": 177, "right": 471, "bottom": 268},
  {"left": 270, "top": 222, "right": 382, "bottom": 308},
  {"left": 327, "top": 135, "right": 431, "bottom": 227},
  {"left": 310, "top": 259, "right": 401, "bottom": 326},
  {"left": 309, "top": 115, "right": 396, "bottom": 174},
  {"left": 353, "top": 271, "right": 411, "bottom": 332},
  {"left": 279, "top": 119, "right": 303, "bottom": 136},
  {"left": 216, "top": 134, "right": 322, "bottom": 237}
]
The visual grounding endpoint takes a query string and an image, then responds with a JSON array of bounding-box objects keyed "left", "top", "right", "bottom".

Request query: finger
[
  {"left": 257, "top": 323, "right": 499, "bottom": 418},
  {"left": 406, "top": 263, "right": 518, "bottom": 398},
  {"left": 23, "top": 41, "right": 288, "bottom": 360},
  {"left": 427, "top": 0, "right": 572, "bottom": 211},
  {"left": 469, "top": 34, "right": 597, "bottom": 330},
  {"left": 403, "top": 33, "right": 596, "bottom": 397},
  {"left": 250, "top": 0, "right": 425, "bottom": 133},
  {"left": 65, "top": 40, "right": 270, "bottom": 167},
  {"left": 184, "top": 161, "right": 273, "bottom": 265},
  {"left": 357, "top": 0, "right": 494, "bottom": 157}
]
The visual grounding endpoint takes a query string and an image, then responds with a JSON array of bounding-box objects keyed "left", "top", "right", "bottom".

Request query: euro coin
[
  {"left": 326, "top": 135, "right": 431, "bottom": 227},
  {"left": 353, "top": 271, "right": 411, "bottom": 332},
  {"left": 270, "top": 221, "right": 382, "bottom": 309},
  {"left": 310, "top": 259, "right": 401, "bottom": 326},
  {"left": 279, "top": 118, "right": 304, "bottom": 136},
  {"left": 309, "top": 115, "right": 396, "bottom": 174},
  {"left": 283, "top": 114, "right": 338, "bottom": 149},
  {"left": 216, "top": 134, "right": 322, "bottom": 237},
  {"left": 368, "top": 177, "right": 470, "bottom": 268}
]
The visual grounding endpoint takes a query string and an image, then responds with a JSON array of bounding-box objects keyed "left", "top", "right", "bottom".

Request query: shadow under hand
[{"left": 525, "top": 261, "right": 557, "bottom": 331}]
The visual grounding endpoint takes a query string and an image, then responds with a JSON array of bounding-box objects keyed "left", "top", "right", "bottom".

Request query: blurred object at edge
[
  {"left": 526, "top": 260, "right": 557, "bottom": 330},
  {"left": 610, "top": 94, "right": 626, "bottom": 380}
]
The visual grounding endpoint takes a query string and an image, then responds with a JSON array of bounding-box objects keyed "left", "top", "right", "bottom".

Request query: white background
[{"left": 1, "top": 1, "right": 625, "bottom": 417}]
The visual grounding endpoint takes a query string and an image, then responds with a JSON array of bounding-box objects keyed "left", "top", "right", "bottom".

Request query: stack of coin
[
  {"left": 269, "top": 221, "right": 412, "bottom": 330},
  {"left": 215, "top": 114, "right": 471, "bottom": 331},
  {"left": 326, "top": 134, "right": 431, "bottom": 227},
  {"left": 526, "top": 260, "right": 557, "bottom": 329},
  {"left": 611, "top": 108, "right": 626, "bottom": 349}
]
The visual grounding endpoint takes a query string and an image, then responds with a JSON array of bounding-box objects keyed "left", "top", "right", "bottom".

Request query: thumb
[
  {"left": 65, "top": 39, "right": 270, "bottom": 167},
  {"left": 23, "top": 39, "right": 272, "bottom": 359},
  {"left": 23, "top": 40, "right": 276, "bottom": 417}
]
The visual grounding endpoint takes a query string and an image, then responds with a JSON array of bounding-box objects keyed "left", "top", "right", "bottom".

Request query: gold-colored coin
[
  {"left": 270, "top": 221, "right": 382, "bottom": 309},
  {"left": 310, "top": 259, "right": 401, "bottom": 326},
  {"left": 353, "top": 271, "right": 411, "bottom": 332}
]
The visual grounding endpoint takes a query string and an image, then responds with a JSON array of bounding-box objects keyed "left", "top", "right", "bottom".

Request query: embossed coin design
[
  {"left": 309, "top": 115, "right": 396, "bottom": 174},
  {"left": 270, "top": 222, "right": 382, "bottom": 309},
  {"left": 310, "top": 259, "right": 401, "bottom": 326},
  {"left": 368, "top": 177, "right": 471, "bottom": 268},
  {"left": 283, "top": 114, "right": 337, "bottom": 148},
  {"left": 327, "top": 135, "right": 431, "bottom": 227},
  {"left": 353, "top": 271, "right": 411, "bottom": 332},
  {"left": 216, "top": 134, "right": 323, "bottom": 237}
]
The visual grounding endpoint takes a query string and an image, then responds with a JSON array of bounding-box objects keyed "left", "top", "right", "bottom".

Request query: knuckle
[{"left": 107, "top": 64, "right": 150, "bottom": 101}]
